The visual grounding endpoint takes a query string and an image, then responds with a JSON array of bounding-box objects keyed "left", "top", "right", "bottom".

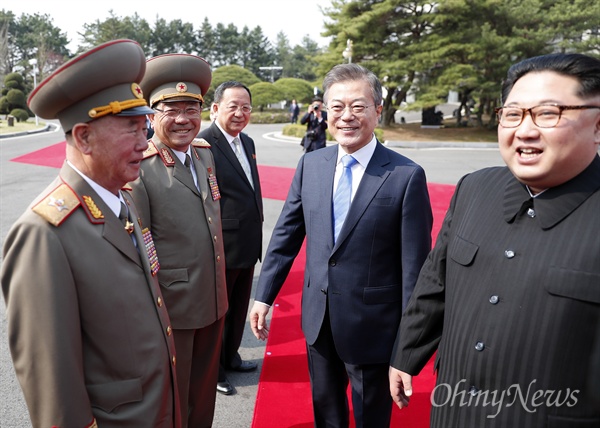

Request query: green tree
[
  {"left": 239, "top": 26, "right": 275, "bottom": 77},
  {"left": 148, "top": 18, "right": 196, "bottom": 56},
  {"left": 1, "top": 10, "right": 69, "bottom": 86},
  {"left": 273, "top": 78, "right": 314, "bottom": 104},
  {"left": 322, "top": 0, "right": 438, "bottom": 126},
  {"left": 196, "top": 18, "right": 217, "bottom": 65},
  {"left": 248, "top": 82, "right": 285, "bottom": 111},
  {"left": 204, "top": 65, "right": 262, "bottom": 105},
  {"left": 212, "top": 23, "right": 241, "bottom": 67},
  {"left": 0, "top": 72, "right": 27, "bottom": 116},
  {"left": 78, "top": 11, "right": 151, "bottom": 54}
]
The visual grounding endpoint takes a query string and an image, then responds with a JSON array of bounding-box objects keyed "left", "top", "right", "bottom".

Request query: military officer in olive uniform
[
  {"left": 128, "top": 54, "right": 228, "bottom": 428},
  {"left": 1, "top": 39, "right": 180, "bottom": 428}
]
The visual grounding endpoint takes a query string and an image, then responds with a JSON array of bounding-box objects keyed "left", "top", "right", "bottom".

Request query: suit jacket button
[
  {"left": 489, "top": 295, "right": 499, "bottom": 304},
  {"left": 329, "top": 259, "right": 336, "bottom": 266},
  {"left": 475, "top": 341, "right": 485, "bottom": 351},
  {"left": 504, "top": 249, "right": 515, "bottom": 259}
]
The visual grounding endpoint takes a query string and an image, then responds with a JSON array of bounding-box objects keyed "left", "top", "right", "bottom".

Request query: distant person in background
[
  {"left": 290, "top": 99, "right": 300, "bottom": 123},
  {"left": 198, "top": 81, "right": 263, "bottom": 396},
  {"left": 300, "top": 96, "right": 328, "bottom": 152}
]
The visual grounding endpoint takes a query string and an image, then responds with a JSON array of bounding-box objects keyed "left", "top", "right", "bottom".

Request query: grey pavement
[{"left": 0, "top": 123, "right": 504, "bottom": 428}]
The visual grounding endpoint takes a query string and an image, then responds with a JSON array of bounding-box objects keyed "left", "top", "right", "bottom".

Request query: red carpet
[{"left": 11, "top": 142, "right": 455, "bottom": 427}]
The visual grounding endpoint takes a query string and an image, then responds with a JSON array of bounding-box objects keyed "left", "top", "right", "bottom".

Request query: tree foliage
[
  {"left": 1, "top": 2, "right": 599, "bottom": 128},
  {"left": 248, "top": 82, "right": 285, "bottom": 110}
]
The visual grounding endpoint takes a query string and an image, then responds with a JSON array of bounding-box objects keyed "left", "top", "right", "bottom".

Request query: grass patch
[{"left": 0, "top": 118, "right": 46, "bottom": 135}]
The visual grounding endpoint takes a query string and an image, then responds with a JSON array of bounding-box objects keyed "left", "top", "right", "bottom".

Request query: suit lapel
[
  {"left": 211, "top": 124, "right": 255, "bottom": 190},
  {"left": 333, "top": 143, "right": 390, "bottom": 249},
  {"left": 316, "top": 148, "right": 337, "bottom": 249}
]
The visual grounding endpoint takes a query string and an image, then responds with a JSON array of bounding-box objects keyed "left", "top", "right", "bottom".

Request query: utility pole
[{"left": 259, "top": 66, "right": 283, "bottom": 83}]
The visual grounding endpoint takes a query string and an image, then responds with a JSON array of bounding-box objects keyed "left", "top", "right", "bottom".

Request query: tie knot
[{"left": 341, "top": 155, "right": 357, "bottom": 168}]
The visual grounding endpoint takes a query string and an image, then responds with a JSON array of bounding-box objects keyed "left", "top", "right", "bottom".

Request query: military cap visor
[
  {"left": 28, "top": 39, "right": 154, "bottom": 132},
  {"left": 140, "top": 54, "right": 211, "bottom": 107}
]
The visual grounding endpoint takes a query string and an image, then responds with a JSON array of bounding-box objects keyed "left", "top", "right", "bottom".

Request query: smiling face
[
  {"left": 325, "top": 80, "right": 382, "bottom": 154},
  {"left": 73, "top": 115, "right": 149, "bottom": 194},
  {"left": 150, "top": 101, "right": 201, "bottom": 152},
  {"left": 213, "top": 87, "right": 252, "bottom": 137},
  {"left": 498, "top": 71, "right": 600, "bottom": 193}
]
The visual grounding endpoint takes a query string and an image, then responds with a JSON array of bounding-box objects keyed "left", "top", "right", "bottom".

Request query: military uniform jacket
[
  {"left": 392, "top": 156, "right": 600, "bottom": 427},
  {"left": 1, "top": 163, "right": 180, "bottom": 428},
  {"left": 199, "top": 123, "right": 264, "bottom": 269},
  {"left": 128, "top": 138, "right": 228, "bottom": 329}
]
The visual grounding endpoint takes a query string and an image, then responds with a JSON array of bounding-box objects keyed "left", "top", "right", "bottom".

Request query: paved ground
[{"left": 0, "top": 123, "right": 504, "bottom": 427}]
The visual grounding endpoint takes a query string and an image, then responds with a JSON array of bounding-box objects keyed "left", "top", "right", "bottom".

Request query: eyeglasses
[
  {"left": 154, "top": 106, "right": 202, "bottom": 118},
  {"left": 326, "top": 104, "right": 375, "bottom": 117},
  {"left": 224, "top": 104, "right": 252, "bottom": 114},
  {"left": 495, "top": 104, "right": 600, "bottom": 128}
]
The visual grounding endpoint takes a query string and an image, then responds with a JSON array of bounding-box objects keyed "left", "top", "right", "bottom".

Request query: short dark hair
[
  {"left": 214, "top": 81, "right": 252, "bottom": 104},
  {"left": 501, "top": 53, "right": 600, "bottom": 104},
  {"left": 322, "top": 63, "right": 382, "bottom": 107}
]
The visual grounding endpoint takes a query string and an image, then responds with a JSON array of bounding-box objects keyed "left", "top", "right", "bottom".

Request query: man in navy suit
[
  {"left": 249, "top": 64, "right": 433, "bottom": 427},
  {"left": 198, "top": 81, "right": 263, "bottom": 396}
]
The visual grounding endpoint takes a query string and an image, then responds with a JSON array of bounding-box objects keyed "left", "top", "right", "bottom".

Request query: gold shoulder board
[
  {"left": 143, "top": 142, "right": 159, "bottom": 159},
  {"left": 32, "top": 183, "right": 80, "bottom": 227},
  {"left": 192, "top": 138, "right": 211, "bottom": 148}
]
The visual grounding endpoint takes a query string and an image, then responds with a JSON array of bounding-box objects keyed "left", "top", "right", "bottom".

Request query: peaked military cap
[
  {"left": 28, "top": 39, "right": 154, "bottom": 133},
  {"left": 140, "top": 54, "right": 212, "bottom": 107}
]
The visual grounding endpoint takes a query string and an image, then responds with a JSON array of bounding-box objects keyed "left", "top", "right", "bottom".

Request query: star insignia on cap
[
  {"left": 131, "top": 83, "right": 144, "bottom": 99},
  {"left": 176, "top": 82, "right": 187, "bottom": 93}
]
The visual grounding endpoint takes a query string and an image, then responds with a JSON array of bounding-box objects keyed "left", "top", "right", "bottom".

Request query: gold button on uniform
[
  {"left": 166, "top": 326, "right": 172, "bottom": 336},
  {"left": 157, "top": 296, "right": 163, "bottom": 307},
  {"left": 172, "top": 356, "right": 176, "bottom": 366}
]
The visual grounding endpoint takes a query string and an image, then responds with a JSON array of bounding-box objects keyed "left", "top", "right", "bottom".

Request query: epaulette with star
[
  {"left": 192, "top": 138, "right": 211, "bottom": 148},
  {"left": 32, "top": 183, "right": 80, "bottom": 226},
  {"left": 143, "top": 142, "right": 159, "bottom": 159}
]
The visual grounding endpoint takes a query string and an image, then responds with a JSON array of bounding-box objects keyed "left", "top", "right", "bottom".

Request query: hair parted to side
[
  {"left": 501, "top": 53, "right": 600, "bottom": 104},
  {"left": 214, "top": 81, "right": 252, "bottom": 103},
  {"left": 322, "top": 63, "right": 383, "bottom": 107}
]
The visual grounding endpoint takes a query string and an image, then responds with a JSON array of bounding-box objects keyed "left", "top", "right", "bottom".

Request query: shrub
[{"left": 10, "top": 108, "right": 31, "bottom": 122}]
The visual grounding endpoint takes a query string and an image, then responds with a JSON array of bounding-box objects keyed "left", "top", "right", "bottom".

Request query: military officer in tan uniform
[
  {"left": 128, "top": 54, "right": 228, "bottom": 428},
  {"left": 1, "top": 39, "right": 180, "bottom": 428}
]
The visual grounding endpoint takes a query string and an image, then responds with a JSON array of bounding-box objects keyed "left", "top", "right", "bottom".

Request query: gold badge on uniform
[
  {"left": 207, "top": 167, "right": 221, "bottom": 201},
  {"left": 83, "top": 195, "right": 104, "bottom": 219},
  {"left": 142, "top": 227, "right": 160, "bottom": 276}
]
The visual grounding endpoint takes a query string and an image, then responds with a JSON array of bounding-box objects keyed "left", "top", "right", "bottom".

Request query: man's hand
[
  {"left": 249, "top": 301, "right": 271, "bottom": 341},
  {"left": 389, "top": 367, "right": 413, "bottom": 409}
]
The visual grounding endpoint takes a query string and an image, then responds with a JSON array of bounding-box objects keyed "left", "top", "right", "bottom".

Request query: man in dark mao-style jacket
[{"left": 390, "top": 52, "right": 600, "bottom": 428}]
